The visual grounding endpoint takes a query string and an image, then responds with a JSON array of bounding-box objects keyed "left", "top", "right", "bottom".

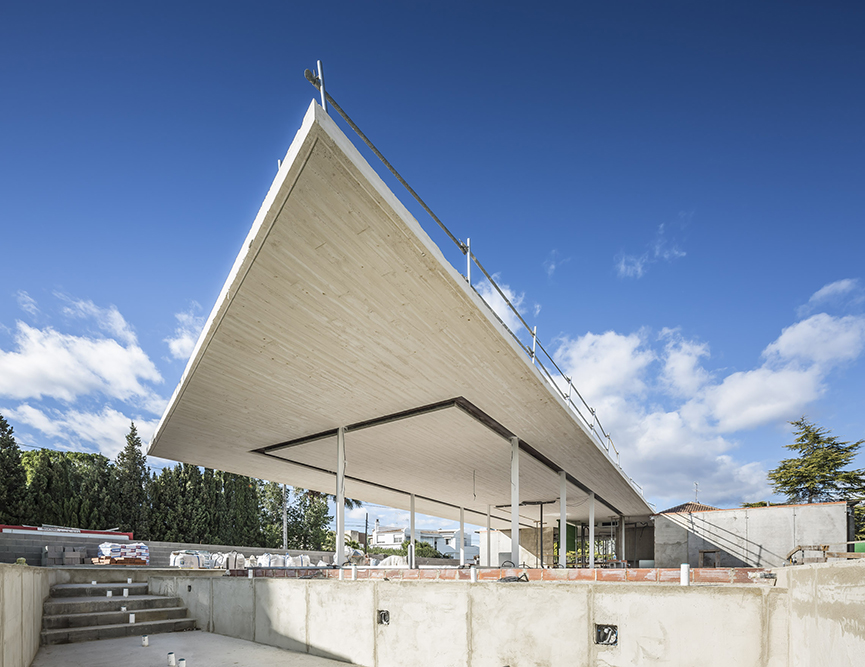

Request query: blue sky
[{"left": 2, "top": 2, "right": 864, "bottom": 532}]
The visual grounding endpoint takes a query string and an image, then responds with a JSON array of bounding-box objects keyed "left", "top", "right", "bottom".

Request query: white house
[{"left": 371, "top": 520, "right": 479, "bottom": 560}]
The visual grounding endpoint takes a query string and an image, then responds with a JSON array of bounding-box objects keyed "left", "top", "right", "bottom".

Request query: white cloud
[
  {"left": 615, "top": 253, "right": 648, "bottom": 278},
  {"left": 16, "top": 291, "right": 39, "bottom": 316},
  {"left": 5, "top": 403, "right": 157, "bottom": 458},
  {"left": 763, "top": 313, "right": 865, "bottom": 367},
  {"left": 615, "top": 220, "right": 687, "bottom": 279},
  {"left": 659, "top": 329, "right": 711, "bottom": 397},
  {"left": 547, "top": 309, "right": 865, "bottom": 508},
  {"left": 59, "top": 296, "right": 138, "bottom": 346},
  {"left": 0, "top": 321, "right": 162, "bottom": 406},
  {"left": 797, "top": 278, "right": 861, "bottom": 316},
  {"left": 543, "top": 250, "right": 570, "bottom": 279},
  {"left": 698, "top": 366, "right": 824, "bottom": 433},
  {"left": 473, "top": 275, "right": 527, "bottom": 335},
  {"left": 165, "top": 302, "right": 206, "bottom": 360},
  {"left": 555, "top": 330, "right": 655, "bottom": 400}
]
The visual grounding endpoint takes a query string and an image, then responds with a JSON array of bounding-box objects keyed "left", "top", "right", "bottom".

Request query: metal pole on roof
[
  {"left": 510, "top": 436, "right": 520, "bottom": 566},
  {"left": 336, "top": 426, "right": 345, "bottom": 567},
  {"left": 459, "top": 507, "right": 466, "bottom": 566},
  {"left": 316, "top": 60, "right": 327, "bottom": 113},
  {"left": 559, "top": 471, "right": 567, "bottom": 568},
  {"left": 410, "top": 493, "right": 416, "bottom": 569},
  {"left": 588, "top": 492, "right": 595, "bottom": 569}
]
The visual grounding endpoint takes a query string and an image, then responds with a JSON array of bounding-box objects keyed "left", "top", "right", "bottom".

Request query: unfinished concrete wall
[
  {"left": 781, "top": 560, "right": 865, "bottom": 666},
  {"left": 0, "top": 563, "right": 51, "bottom": 667},
  {"left": 149, "top": 570, "right": 828, "bottom": 666},
  {"left": 654, "top": 502, "right": 849, "bottom": 568}
]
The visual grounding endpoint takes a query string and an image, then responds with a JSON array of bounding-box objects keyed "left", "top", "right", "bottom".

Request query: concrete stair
[{"left": 41, "top": 582, "right": 195, "bottom": 645}]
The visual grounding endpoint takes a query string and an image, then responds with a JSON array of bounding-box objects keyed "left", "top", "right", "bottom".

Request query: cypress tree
[
  {"left": 260, "top": 481, "right": 285, "bottom": 549},
  {"left": 0, "top": 414, "right": 27, "bottom": 525},
  {"left": 22, "top": 449, "right": 59, "bottom": 526},
  {"left": 72, "top": 453, "right": 114, "bottom": 529},
  {"left": 200, "top": 468, "right": 222, "bottom": 545},
  {"left": 113, "top": 422, "right": 150, "bottom": 539},
  {"left": 178, "top": 464, "right": 204, "bottom": 543}
]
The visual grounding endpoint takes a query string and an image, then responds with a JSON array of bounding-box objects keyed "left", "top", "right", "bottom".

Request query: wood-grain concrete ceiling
[{"left": 149, "top": 100, "right": 652, "bottom": 529}]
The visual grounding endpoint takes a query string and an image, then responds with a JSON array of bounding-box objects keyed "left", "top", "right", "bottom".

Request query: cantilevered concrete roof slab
[{"left": 149, "top": 101, "right": 652, "bottom": 529}]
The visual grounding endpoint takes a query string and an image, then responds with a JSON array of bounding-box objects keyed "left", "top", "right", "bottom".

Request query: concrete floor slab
[{"left": 31, "top": 630, "right": 349, "bottom": 667}]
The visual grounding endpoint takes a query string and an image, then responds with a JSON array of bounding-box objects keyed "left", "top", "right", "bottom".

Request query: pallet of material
[{"left": 90, "top": 557, "right": 148, "bottom": 565}]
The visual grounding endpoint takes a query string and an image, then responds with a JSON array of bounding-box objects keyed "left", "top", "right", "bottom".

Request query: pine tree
[
  {"left": 113, "top": 422, "right": 150, "bottom": 539},
  {"left": 287, "top": 488, "right": 331, "bottom": 550},
  {"left": 768, "top": 417, "right": 865, "bottom": 504},
  {"left": 0, "top": 414, "right": 27, "bottom": 525}
]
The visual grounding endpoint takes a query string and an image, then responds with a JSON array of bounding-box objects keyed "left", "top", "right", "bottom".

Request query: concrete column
[
  {"left": 559, "top": 471, "right": 567, "bottom": 568},
  {"left": 588, "top": 492, "right": 595, "bottom": 569},
  {"left": 485, "top": 505, "right": 491, "bottom": 567},
  {"left": 459, "top": 507, "right": 465, "bottom": 566},
  {"left": 510, "top": 436, "right": 520, "bottom": 566},
  {"left": 336, "top": 426, "right": 345, "bottom": 567},
  {"left": 410, "top": 493, "right": 416, "bottom": 569}
]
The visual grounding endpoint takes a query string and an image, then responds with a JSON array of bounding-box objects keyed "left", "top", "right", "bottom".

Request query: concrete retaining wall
[
  {"left": 654, "top": 502, "right": 851, "bottom": 568},
  {"left": 149, "top": 569, "right": 818, "bottom": 666},
  {"left": 0, "top": 563, "right": 52, "bottom": 667},
  {"left": 779, "top": 559, "right": 865, "bottom": 666}
]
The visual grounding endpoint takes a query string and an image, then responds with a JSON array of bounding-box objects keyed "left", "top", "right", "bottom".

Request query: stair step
[
  {"left": 41, "top": 617, "right": 196, "bottom": 645},
  {"left": 49, "top": 582, "right": 149, "bottom": 598},
  {"left": 44, "top": 595, "right": 184, "bottom": 616},
  {"left": 42, "top": 606, "right": 188, "bottom": 629}
]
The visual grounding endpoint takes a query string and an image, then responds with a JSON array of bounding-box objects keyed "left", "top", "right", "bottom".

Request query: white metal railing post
[
  {"left": 466, "top": 237, "right": 471, "bottom": 284},
  {"left": 531, "top": 326, "right": 537, "bottom": 365}
]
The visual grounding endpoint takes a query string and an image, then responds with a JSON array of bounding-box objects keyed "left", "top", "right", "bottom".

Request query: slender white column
[
  {"left": 619, "top": 515, "right": 626, "bottom": 566},
  {"left": 459, "top": 507, "right": 465, "bottom": 566},
  {"left": 559, "top": 471, "right": 567, "bottom": 568},
  {"left": 485, "top": 505, "right": 491, "bottom": 567},
  {"left": 336, "top": 427, "right": 345, "bottom": 567},
  {"left": 510, "top": 436, "right": 520, "bottom": 566},
  {"left": 588, "top": 492, "right": 595, "bottom": 569},
  {"left": 410, "top": 493, "right": 416, "bottom": 569}
]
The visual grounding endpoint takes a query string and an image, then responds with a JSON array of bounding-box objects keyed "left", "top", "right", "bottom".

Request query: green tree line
[{"left": 0, "top": 415, "right": 339, "bottom": 550}]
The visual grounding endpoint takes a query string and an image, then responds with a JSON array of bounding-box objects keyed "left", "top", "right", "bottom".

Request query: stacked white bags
[{"left": 169, "top": 550, "right": 212, "bottom": 568}]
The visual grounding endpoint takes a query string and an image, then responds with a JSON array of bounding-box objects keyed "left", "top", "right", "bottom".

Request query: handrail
[{"left": 304, "top": 68, "right": 643, "bottom": 497}]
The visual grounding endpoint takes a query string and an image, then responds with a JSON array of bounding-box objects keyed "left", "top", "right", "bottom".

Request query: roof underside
[{"left": 149, "top": 100, "right": 651, "bottom": 529}]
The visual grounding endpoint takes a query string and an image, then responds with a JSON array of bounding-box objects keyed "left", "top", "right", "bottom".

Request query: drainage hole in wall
[
  {"left": 595, "top": 624, "right": 618, "bottom": 646},
  {"left": 377, "top": 610, "right": 390, "bottom": 625}
]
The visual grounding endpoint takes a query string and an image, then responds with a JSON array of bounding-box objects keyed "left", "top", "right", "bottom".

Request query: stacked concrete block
[
  {"left": 42, "top": 545, "right": 64, "bottom": 566},
  {"left": 41, "top": 545, "right": 87, "bottom": 566}
]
